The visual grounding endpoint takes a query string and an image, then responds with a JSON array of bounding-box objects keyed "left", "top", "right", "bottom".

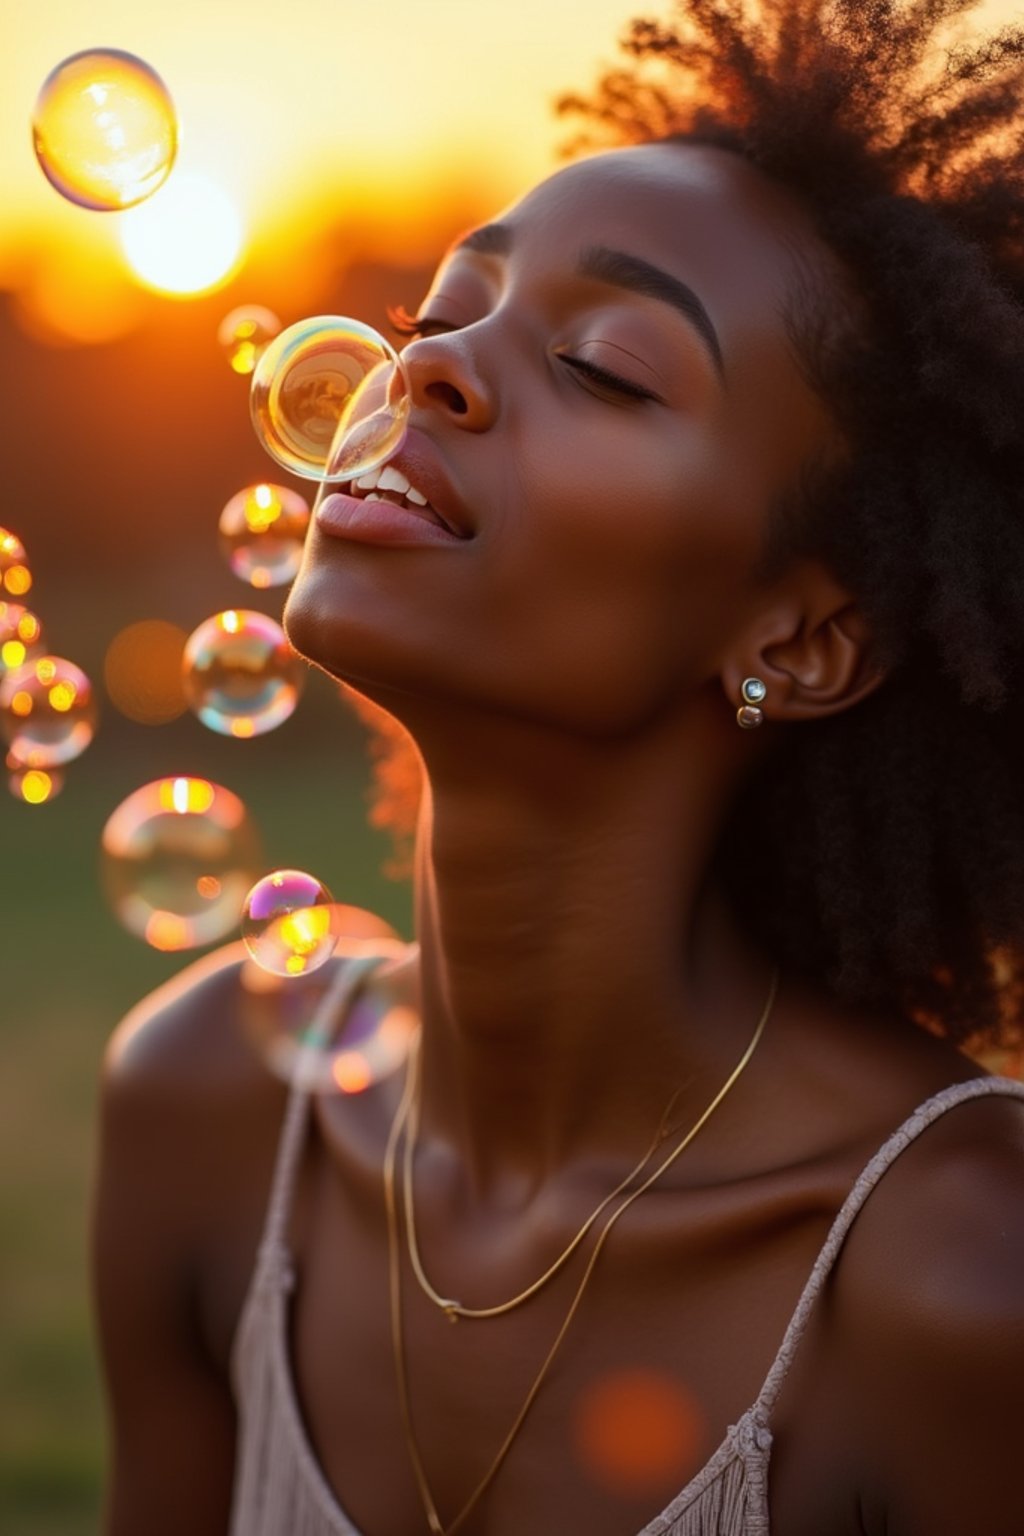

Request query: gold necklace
[
  {"left": 402, "top": 1047, "right": 694, "bottom": 1322},
  {"left": 383, "top": 967, "right": 779, "bottom": 1536}
]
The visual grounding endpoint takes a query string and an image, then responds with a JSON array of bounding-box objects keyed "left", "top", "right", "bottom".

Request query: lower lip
[{"left": 315, "top": 491, "right": 464, "bottom": 547}]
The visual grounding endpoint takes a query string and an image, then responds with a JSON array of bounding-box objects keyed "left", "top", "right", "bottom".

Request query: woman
[{"left": 93, "top": 2, "right": 1024, "bottom": 1532}]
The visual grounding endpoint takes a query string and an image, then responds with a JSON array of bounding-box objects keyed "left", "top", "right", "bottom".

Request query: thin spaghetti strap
[
  {"left": 254, "top": 954, "right": 383, "bottom": 1272},
  {"left": 752, "top": 1074, "right": 1024, "bottom": 1422}
]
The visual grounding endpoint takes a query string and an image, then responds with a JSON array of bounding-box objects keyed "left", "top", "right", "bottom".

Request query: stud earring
[{"left": 736, "top": 676, "right": 766, "bottom": 729}]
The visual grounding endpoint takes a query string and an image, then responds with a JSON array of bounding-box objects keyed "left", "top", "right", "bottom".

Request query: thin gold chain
[
  {"left": 402, "top": 1051, "right": 691, "bottom": 1321},
  {"left": 383, "top": 967, "right": 779, "bottom": 1536}
]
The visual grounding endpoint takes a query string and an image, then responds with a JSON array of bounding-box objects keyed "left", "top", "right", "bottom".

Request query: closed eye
[
  {"left": 387, "top": 304, "right": 662, "bottom": 404},
  {"left": 557, "top": 353, "right": 661, "bottom": 403}
]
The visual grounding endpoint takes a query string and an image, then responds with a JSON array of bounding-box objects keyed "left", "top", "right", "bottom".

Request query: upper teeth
[{"left": 353, "top": 464, "right": 429, "bottom": 506}]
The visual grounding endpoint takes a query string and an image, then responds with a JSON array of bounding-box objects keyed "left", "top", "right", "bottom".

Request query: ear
[{"left": 721, "top": 562, "right": 886, "bottom": 723}]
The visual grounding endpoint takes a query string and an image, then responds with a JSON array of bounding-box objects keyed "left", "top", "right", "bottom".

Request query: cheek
[{"left": 468, "top": 416, "right": 760, "bottom": 728}]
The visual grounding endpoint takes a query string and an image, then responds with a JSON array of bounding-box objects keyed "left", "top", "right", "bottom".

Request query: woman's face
[{"left": 285, "top": 141, "right": 839, "bottom": 736}]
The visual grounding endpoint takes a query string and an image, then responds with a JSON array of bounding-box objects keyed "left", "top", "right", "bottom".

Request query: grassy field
[{"left": 1, "top": 683, "right": 412, "bottom": 1535}]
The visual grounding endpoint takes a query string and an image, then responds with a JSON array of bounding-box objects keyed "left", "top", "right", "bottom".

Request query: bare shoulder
[{"left": 835, "top": 1078, "right": 1024, "bottom": 1534}]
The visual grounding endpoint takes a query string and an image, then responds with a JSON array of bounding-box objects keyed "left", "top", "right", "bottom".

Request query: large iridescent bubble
[
  {"left": 32, "top": 50, "right": 177, "bottom": 211},
  {"left": 250, "top": 316, "right": 410, "bottom": 483}
]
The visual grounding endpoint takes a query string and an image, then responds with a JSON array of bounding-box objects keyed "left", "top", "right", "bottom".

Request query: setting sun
[{"left": 119, "top": 171, "right": 243, "bottom": 295}]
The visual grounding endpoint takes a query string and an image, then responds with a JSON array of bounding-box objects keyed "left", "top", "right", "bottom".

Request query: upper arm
[
  {"left": 91, "top": 947, "right": 262, "bottom": 1535},
  {"left": 838, "top": 1095, "right": 1024, "bottom": 1535}
]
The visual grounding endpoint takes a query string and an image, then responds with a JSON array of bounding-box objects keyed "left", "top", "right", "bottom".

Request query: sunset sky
[
  {"left": 2, "top": 0, "right": 1018, "bottom": 341},
  {"left": 1, "top": 0, "right": 643, "bottom": 322}
]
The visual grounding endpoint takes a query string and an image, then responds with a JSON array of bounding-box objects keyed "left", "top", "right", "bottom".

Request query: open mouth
[{"left": 337, "top": 463, "right": 460, "bottom": 537}]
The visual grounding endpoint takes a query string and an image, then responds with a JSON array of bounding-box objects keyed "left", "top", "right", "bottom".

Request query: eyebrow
[{"left": 453, "top": 223, "right": 725, "bottom": 380}]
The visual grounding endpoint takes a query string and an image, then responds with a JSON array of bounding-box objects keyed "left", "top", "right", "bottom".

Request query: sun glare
[{"left": 120, "top": 172, "right": 244, "bottom": 296}]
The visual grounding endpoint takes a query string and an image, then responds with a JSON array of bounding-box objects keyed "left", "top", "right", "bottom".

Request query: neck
[{"left": 381, "top": 685, "right": 773, "bottom": 1200}]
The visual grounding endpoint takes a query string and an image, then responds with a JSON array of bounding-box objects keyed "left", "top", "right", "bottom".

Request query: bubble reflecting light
[
  {"left": 240, "top": 922, "right": 417, "bottom": 1090},
  {"left": 219, "top": 483, "right": 310, "bottom": 588},
  {"left": 182, "top": 609, "right": 304, "bottom": 737},
  {"left": 250, "top": 315, "right": 410, "bottom": 482},
  {"left": 242, "top": 869, "right": 340, "bottom": 977},
  {"left": 0, "top": 529, "right": 32, "bottom": 597},
  {"left": 219, "top": 305, "right": 281, "bottom": 376},
  {"left": 0, "top": 655, "right": 96, "bottom": 767},
  {"left": 0, "top": 602, "right": 44, "bottom": 675},
  {"left": 101, "top": 776, "right": 263, "bottom": 950},
  {"left": 32, "top": 49, "right": 176, "bottom": 211}
]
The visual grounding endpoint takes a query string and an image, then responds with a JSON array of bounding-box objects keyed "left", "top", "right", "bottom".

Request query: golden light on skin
[{"left": 120, "top": 172, "right": 244, "bottom": 297}]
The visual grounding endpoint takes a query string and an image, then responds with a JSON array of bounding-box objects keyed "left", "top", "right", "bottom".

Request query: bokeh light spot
[
  {"left": 573, "top": 1370, "right": 704, "bottom": 1496},
  {"left": 218, "top": 305, "right": 281, "bottom": 375},
  {"left": 104, "top": 619, "right": 187, "bottom": 725},
  {"left": 9, "top": 765, "right": 62, "bottom": 805}
]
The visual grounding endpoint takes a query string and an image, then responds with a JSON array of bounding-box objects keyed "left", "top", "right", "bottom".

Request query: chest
[{"left": 280, "top": 1149, "right": 866, "bottom": 1536}]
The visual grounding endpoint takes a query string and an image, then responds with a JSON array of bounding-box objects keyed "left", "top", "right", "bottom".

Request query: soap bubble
[
  {"left": 0, "top": 529, "right": 32, "bottom": 597},
  {"left": 101, "top": 776, "right": 263, "bottom": 950},
  {"left": 0, "top": 602, "right": 44, "bottom": 675},
  {"left": 31, "top": 49, "right": 177, "bottom": 211},
  {"left": 32, "top": 50, "right": 176, "bottom": 211},
  {"left": 240, "top": 922, "right": 418, "bottom": 1091},
  {"left": 250, "top": 315, "right": 410, "bottom": 482},
  {"left": 0, "top": 655, "right": 96, "bottom": 767},
  {"left": 242, "top": 869, "right": 337, "bottom": 977},
  {"left": 8, "top": 762, "right": 64, "bottom": 805},
  {"left": 219, "top": 305, "right": 281, "bottom": 375},
  {"left": 219, "top": 483, "right": 310, "bottom": 588},
  {"left": 182, "top": 609, "right": 305, "bottom": 738}
]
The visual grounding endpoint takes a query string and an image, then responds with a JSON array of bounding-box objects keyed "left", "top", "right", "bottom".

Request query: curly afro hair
[
  {"left": 556, "top": 0, "right": 1024, "bottom": 1053},
  {"left": 365, "top": 0, "right": 1024, "bottom": 1058}
]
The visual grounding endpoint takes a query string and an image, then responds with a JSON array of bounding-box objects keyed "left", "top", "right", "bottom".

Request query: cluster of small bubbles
[
  {"left": 218, "top": 305, "right": 282, "bottom": 376},
  {"left": 101, "top": 776, "right": 263, "bottom": 950},
  {"left": 240, "top": 923, "right": 418, "bottom": 1091},
  {"left": 241, "top": 869, "right": 338, "bottom": 977},
  {"left": 0, "top": 529, "right": 32, "bottom": 597},
  {"left": 31, "top": 49, "right": 177, "bottom": 211},
  {"left": 104, "top": 619, "right": 187, "bottom": 725},
  {"left": 8, "top": 759, "right": 64, "bottom": 805},
  {"left": 0, "top": 602, "right": 44, "bottom": 675},
  {"left": 250, "top": 315, "right": 410, "bottom": 483},
  {"left": 0, "top": 655, "right": 97, "bottom": 769},
  {"left": 218, "top": 483, "right": 310, "bottom": 588},
  {"left": 182, "top": 609, "right": 305, "bottom": 738}
]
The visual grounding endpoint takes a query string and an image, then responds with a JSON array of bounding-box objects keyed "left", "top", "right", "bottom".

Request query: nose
[{"left": 401, "top": 332, "right": 496, "bottom": 431}]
